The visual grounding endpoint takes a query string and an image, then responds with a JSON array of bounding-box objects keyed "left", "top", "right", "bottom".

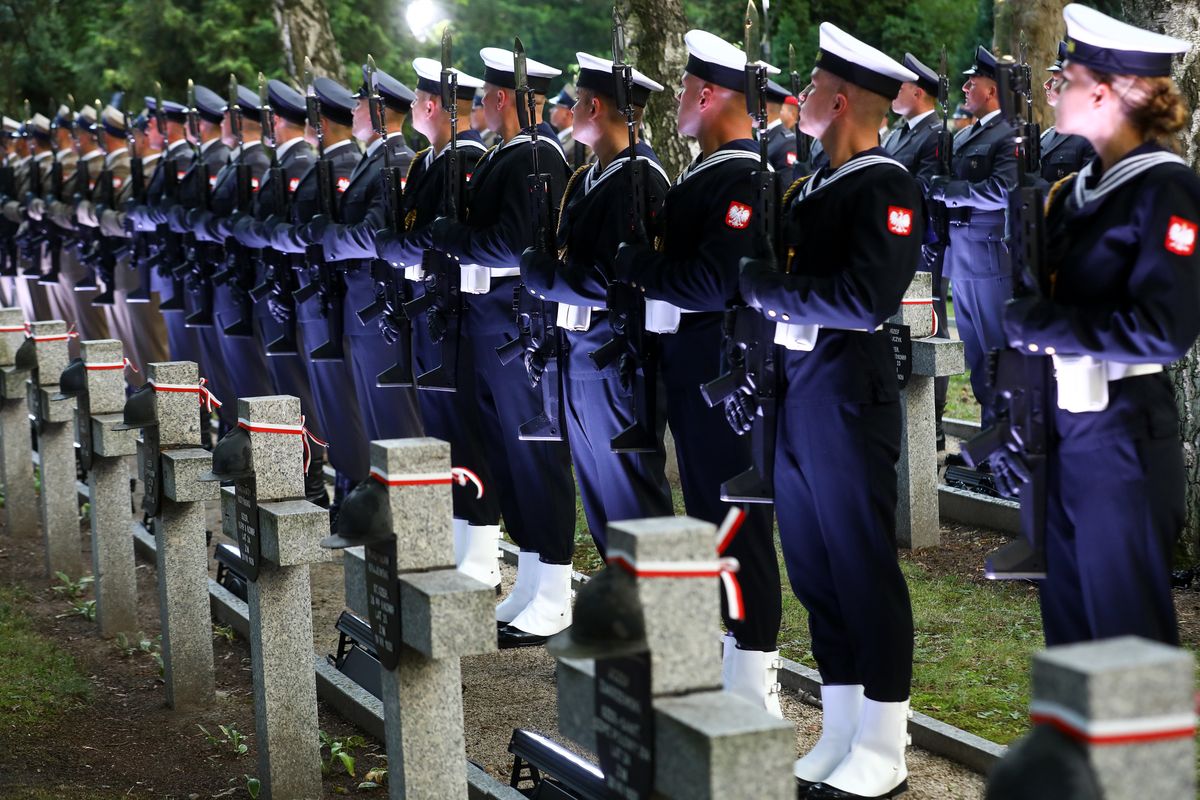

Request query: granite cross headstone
[
  {"left": 31, "top": 320, "right": 81, "bottom": 578},
  {"left": 0, "top": 307, "right": 35, "bottom": 537}
]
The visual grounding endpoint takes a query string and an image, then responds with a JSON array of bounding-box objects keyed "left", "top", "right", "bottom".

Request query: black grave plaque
[
  {"left": 28, "top": 374, "right": 43, "bottom": 435},
  {"left": 233, "top": 476, "right": 260, "bottom": 581},
  {"left": 595, "top": 653, "right": 654, "bottom": 800},
  {"left": 140, "top": 425, "right": 162, "bottom": 517},
  {"left": 887, "top": 323, "right": 913, "bottom": 389},
  {"left": 364, "top": 538, "right": 401, "bottom": 671},
  {"left": 76, "top": 392, "right": 93, "bottom": 472}
]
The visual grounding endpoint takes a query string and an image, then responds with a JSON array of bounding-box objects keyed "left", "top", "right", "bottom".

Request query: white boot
[
  {"left": 794, "top": 684, "right": 865, "bottom": 785},
  {"left": 495, "top": 550, "right": 540, "bottom": 624},
  {"left": 720, "top": 633, "right": 737, "bottom": 687},
  {"left": 722, "top": 642, "right": 784, "bottom": 719},
  {"left": 456, "top": 523, "right": 500, "bottom": 589},
  {"left": 815, "top": 698, "right": 910, "bottom": 798},
  {"left": 452, "top": 518, "right": 469, "bottom": 565},
  {"left": 506, "top": 562, "right": 574, "bottom": 637}
]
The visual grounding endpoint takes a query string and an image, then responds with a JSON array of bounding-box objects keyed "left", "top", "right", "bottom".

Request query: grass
[
  {"left": 0, "top": 586, "right": 91, "bottom": 731},
  {"left": 945, "top": 372, "right": 981, "bottom": 423}
]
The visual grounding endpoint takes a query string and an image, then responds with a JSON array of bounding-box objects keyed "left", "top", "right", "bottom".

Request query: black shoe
[
  {"left": 944, "top": 451, "right": 967, "bottom": 467},
  {"left": 935, "top": 432, "right": 946, "bottom": 452},
  {"left": 796, "top": 777, "right": 817, "bottom": 798},
  {"left": 497, "top": 624, "right": 552, "bottom": 649},
  {"left": 804, "top": 779, "right": 907, "bottom": 799}
]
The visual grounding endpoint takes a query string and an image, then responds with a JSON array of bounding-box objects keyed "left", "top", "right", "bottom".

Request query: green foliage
[
  {"left": 51, "top": 571, "right": 94, "bottom": 600},
  {"left": 244, "top": 775, "right": 261, "bottom": 799},
  {"left": 198, "top": 722, "right": 250, "bottom": 757},
  {"left": 319, "top": 730, "right": 366, "bottom": 778},
  {"left": 0, "top": 588, "right": 91, "bottom": 729}
]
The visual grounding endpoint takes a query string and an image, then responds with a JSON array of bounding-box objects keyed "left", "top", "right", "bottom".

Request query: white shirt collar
[
  {"left": 365, "top": 136, "right": 387, "bottom": 158},
  {"left": 766, "top": 118, "right": 783, "bottom": 131},
  {"left": 556, "top": 126, "right": 573, "bottom": 143},
  {"left": 322, "top": 138, "right": 358, "bottom": 157},
  {"left": 33, "top": 151, "right": 52, "bottom": 162},
  {"left": 167, "top": 138, "right": 191, "bottom": 154},
  {"left": 200, "top": 137, "right": 221, "bottom": 153},
  {"left": 275, "top": 136, "right": 305, "bottom": 159},
  {"left": 977, "top": 109, "right": 1001, "bottom": 127},
  {"left": 143, "top": 152, "right": 162, "bottom": 166},
  {"left": 81, "top": 148, "right": 104, "bottom": 162},
  {"left": 906, "top": 109, "right": 936, "bottom": 129}
]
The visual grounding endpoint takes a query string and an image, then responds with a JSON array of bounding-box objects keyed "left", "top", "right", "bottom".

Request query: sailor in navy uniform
[
  {"left": 167, "top": 84, "right": 238, "bottom": 429},
  {"left": 267, "top": 76, "right": 368, "bottom": 518},
  {"left": 890, "top": 53, "right": 951, "bottom": 448},
  {"left": 929, "top": 46, "right": 1018, "bottom": 432},
  {"left": 372, "top": 57, "right": 501, "bottom": 587},
  {"left": 1038, "top": 40, "right": 1096, "bottom": 185},
  {"left": 305, "top": 65, "right": 422, "bottom": 445},
  {"left": 520, "top": 52, "right": 674, "bottom": 554},
  {"left": 1001, "top": 4, "right": 1199, "bottom": 647},
  {"left": 129, "top": 96, "right": 201, "bottom": 366},
  {"left": 423, "top": 46, "right": 577, "bottom": 647},
  {"left": 550, "top": 86, "right": 589, "bottom": 169},
  {"left": 183, "top": 83, "right": 272, "bottom": 406},
  {"left": 739, "top": 23, "right": 921, "bottom": 799},
  {"left": 763, "top": 79, "right": 799, "bottom": 173},
  {"left": 612, "top": 29, "right": 784, "bottom": 717}
]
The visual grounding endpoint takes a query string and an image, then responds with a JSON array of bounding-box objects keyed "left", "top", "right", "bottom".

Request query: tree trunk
[
  {"left": 621, "top": 0, "right": 694, "bottom": 179},
  {"left": 993, "top": 0, "right": 1070, "bottom": 127},
  {"left": 272, "top": 0, "right": 344, "bottom": 83},
  {"left": 1124, "top": 0, "right": 1200, "bottom": 558}
]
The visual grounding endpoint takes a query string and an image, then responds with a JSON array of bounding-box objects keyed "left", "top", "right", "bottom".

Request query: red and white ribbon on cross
[
  {"left": 85, "top": 357, "right": 139, "bottom": 373},
  {"left": 148, "top": 377, "right": 224, "bottom": 412},
  {"left": 1029, "top": 699, "right": 1197, "bottom": 746},
  {"left": 368, "top": 465, "right": 485, "bottom": 500},
  {"left": 606, "top": 505, "right": 749, "bottom": 621},
  {"left": 900, "top": 297, "right": 938, "bottom": 337},
  {"left": 23, "top": 322, "right": 79, "bottom": 342},
  {"left": 237, "top": 415, "right": 329, "bottom": 472}
]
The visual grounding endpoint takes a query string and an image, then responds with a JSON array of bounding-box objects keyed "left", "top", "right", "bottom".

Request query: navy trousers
[
  {"left": 660, "top": 312, "right": 781, "bottom": 652},
  {"left": 562, "top": 328, "right": 673, "bottom": 554},
  {"left": 213, "top": 281, "right": 275, "bottom": 404},
  {"left": 184, "top": 271, "right": 237, "bottom": 429},
  {"left": 465, "top": 278, "right": 576, "bottom": 564},
  {"left": 951, "top": 273, "right": 1012, "bottom": 426},
  {"left": 342, "top": 267, "right": 423, "bottom": 441},
  {"left": 151, "top": 269, "right": 200, "bottom": 366},
  {"left": 1040, "top": 433, "right": 1182, "bottom": 646},
  {"left": 775, "top": 398, "right": 913, "bottom": 701}
]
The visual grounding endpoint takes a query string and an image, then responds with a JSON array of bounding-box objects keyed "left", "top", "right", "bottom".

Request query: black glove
[
  {"left": 925, "top": 174, "right": 951, "bottom": 202},
  {"left": 616, "top": 352, "right": 635, "bottom": 394},
  {"left": 1002, "top": 296, "right": 1042, "bottom": 350},
  {"left": 268, "top": 289, "right": 294, "bottom": 324},
  {"left": 375, "top": 227, "right": 400, "bottom": 264},
  {"left": 379, "top": 303, "right": 404, "bottom": 345},
  {"left": 519, "top": 246, "right": 562, "bottom": 283},
  {"left": 300, "top": 214, "right": 330, "bottom": 246},
  {"left": 989, "top": 448, "right": 1032, "bottom": 499},
  {"left": 612, "top": 241, "right": 649, "bottom": 285},
  {"left": 738, "top": 257, "right": 777, "bottom": 311},
  {"left": 723, "top": 385, "right": 757, "bottom": 435},
  {"left": 523, "top": 348, "right": 547, "bottom": 388},
  {"left": 426, "top": 306, "right": 448, "bottom": 344},
  {"left": 430, "top": 216, "right": 464, "bottom": 254}
]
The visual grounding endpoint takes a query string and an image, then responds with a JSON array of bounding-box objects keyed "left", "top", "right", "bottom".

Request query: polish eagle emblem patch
[
  {"left": 336, "top": 176, "right": 350, "bottom": 193},
  {"left": 288, "top": 177, "right": 300, "bottom": 193},
  {"left": 887, "top": 206, "right": 914, "bottom": 236},
  {"left": 725, "top": 201, "right": 752, "bottom": 230},
  {"left": 1165, "top": 216, "right": 1197, "bottom": 256}
]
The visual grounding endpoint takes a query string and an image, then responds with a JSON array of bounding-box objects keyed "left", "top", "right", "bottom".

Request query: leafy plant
[
  {"left": 56, "top": 599, "right": 96, "bottom": 621},
  {"left": 212, "top": 623, "right": 237, "bottom": 644},
  {"left": 319, "top": 730, "right": 365, "bottom": 778},
  {"left": 51, "top": 571, "right": 94, "bottom": 600},
  {"left": 198, "top": 723, "right": 250, "bottom": 757},
  {"left": 359, "top": 765, "right": 388, "bottom": 790},
  {"left": 245, "top": 775, "right": 261, "bottom": 798}
]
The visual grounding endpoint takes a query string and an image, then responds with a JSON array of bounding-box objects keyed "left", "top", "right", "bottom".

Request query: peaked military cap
[
  {"left": 764, "top": 78, "right": 795, "bottom": 105},
  {"left": 353, "top": 64, "right": 416, "bottom": 113},
  {"left": 1, "top": 116, "right": 19, "bottom": 136},
  {"left": 411, "top": 57, "right": 484, "bottom": 102},
  {"left": 311, "top": 76, "right": 355, "bottom": 126},
  {"left": 267, "top": 79, "right": 307, "bottom": 126},
  {"left": 192, "top": 84, "right": 227, "bottom": 124},
  {"left": 575, "top": 52, "right": 663, "bottom": 107},
  {"left": 814, "top": 22, "right": 916, "bottom": 100},
  {"left": 902, "top": 53, "right": 940, "bottom": 96},
  {"left": 74, "top": 105, "right": 98, "bottom": 132},
  {"left": 685, "top": 29, "right": 778, "bottom": 93},
  {"left": 552, "top": 86, "right": 575, "bottom": 107},
  {"left": 230, "top": 84, "right": 261, "bottom": 116},
  {"left": 53, "top": 105, "right": 74, "bottom": 129},
  {"left": 26, "top": 113, "right": 51, "bottom": 140},
  {"left": 145, "top": 96, "right": 188, "bottom": 123},
  {"left": 100, "top": 105, "right": 128, "bottom": 137},
  {"left": 479, "top": 46, "right": 562, "bottom": 94},
  {"left": 1063, "top": 3, "right": 1189, "bottom": 77},
  {"left": 962, "top": 45, "right": 999, "bottom": 80},
  {"left": 1048, "top": 41, "right": 1068, "bottom": 73}
]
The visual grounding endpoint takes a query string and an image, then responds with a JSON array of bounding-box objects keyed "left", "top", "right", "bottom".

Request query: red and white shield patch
[
  {"left": 785, "top": 151, "right": 797, "bottom": 166},
  {"left": 887, "top": 206, "right": 914, "bottom": 236},
  {"left": 112, "top": 176, "right": 123, "bottom": 190},
  {"left": 250, "top": 176, "right": 260, "bottom": 191},
  {"left": 176, "top": 170, "right": 187, "bottom": 181},
  {"left": 465, "top": 172, "right": 473, "bottom": 182},
  {"left": 725, "top": 201, "right": 752, "bottom": 230},
  {"left": 288, "top": 176, "right": 300, "bottom": 193},
  {"left": 208, "top": 174, "right": 217, "bottom": 188},
  {"left": 1165, "top": 215, "right": 1197, "bottom": 256},
  {"left": 336, "top": 176, "right": 350, "bottom": 193},
  {"left": 400, "top": 177, "right": 408, "bottom": 190}
]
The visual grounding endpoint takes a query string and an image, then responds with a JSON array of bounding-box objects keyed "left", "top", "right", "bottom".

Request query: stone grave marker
[
  {"left": 0, "top": 307, "right": 35, "bottom": 536},
  {"left": 31, "top": 320, "right": 81, "bottom": 578}
]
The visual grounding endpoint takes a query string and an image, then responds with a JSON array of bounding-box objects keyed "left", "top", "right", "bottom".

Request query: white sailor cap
[
  {"left": 684, "top": 29, "right": 779, "bottom": 93},
  {"left": 575, "top": 52, "right": 664, "bottom": 107},
  {"left": 412, "top": 57, "right": 484, "bottom": 101},
  {"left": 27, "top": 113, "right": 51, "bottom": 139},
  {"left": 814, "top": 22, "right": 917, "bottom": 100},
  {"left": 100, "top": 105, "right": 128, "bottom": 137},
  {"left": 479, "top": 47, "right": 562, "bottom": 94},
  {"left": 2, "top": 116, "right": 20, "bottom": 135},
  {"left": 1063, "top": 3, "right": 1189, "bottom": 77}
]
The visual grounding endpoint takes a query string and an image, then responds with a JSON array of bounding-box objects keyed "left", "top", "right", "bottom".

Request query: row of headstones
[{"left": 0, "top": 306, "right": 1193, "bottom": 799}]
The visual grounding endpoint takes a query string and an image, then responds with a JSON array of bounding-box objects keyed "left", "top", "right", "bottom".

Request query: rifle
[
  {"left": 494, "top": 36, "right": 564, "bottom": 441},
  {"left": 151, "top": 81, "right": 188, "bottom": 313},
  {"left": 38, "top": 98, "right": 64, "bottom": 285},
  {"left": 181, "top": 79, "right": 215, "bottom": 327},
  {"left": 588, "top": 6, "right": 659, "bottom": 453},
  {"left": 251, "top": 72, "right": 300, "bottom": 355},
  {"left": 959, "top": 56, "right": 1051, "bottom": 580},
  {"left": 788, "top": 44, "right": 812, "bottom": 169},
  {"left": 698, "top": 0, "right": 777, "bottom": 504},
  {"left": 355, "top": 54, "right": 415, "bottom": 387},
  {"left": 89, "top": 97, "right": 120, "bottom": 305},
  {"left": 17, "top": 99, "right": 47, "bottom": 277},
  {"left": 403, "top": 34, "right": 465, "bottom": 392},
  {"left": 294, "top": 58, "right": 346, "bottom": 362},
  {"left": 118, "top": 91, "right": 152, "bottom": 302},
  {"left": 213, "top": 74, "right": 256, "bottom": 336},
  {"left": 0, "top": 128, "right": 14, "bottom": 276}
]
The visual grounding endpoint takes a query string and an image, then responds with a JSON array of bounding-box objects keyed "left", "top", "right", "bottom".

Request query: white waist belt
[
  {"left": 459, "top": 264, "right": 521, "bottom": 295},
  {"left": 774, "top": 322, "right": 883, "bottom": 351},
  {"left": 1053, "top": 355, "right": 1163, "bottom": 413},
  {"left": 556, "top": 303, "right": 603, "bottom": 332},
  {"left": 643, "top": 300, "right": 704, "bottom": 334}
]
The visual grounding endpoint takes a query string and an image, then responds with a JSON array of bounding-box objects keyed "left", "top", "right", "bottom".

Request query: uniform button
[
  {"left": 1027, "top": 343, "right": 1039, "bottom": 352},
  {"left": 391, "top": 261, "right": 398, "bottom": 267},
  {"left": 539, "top": 294, "right": 546, "bottom": 300},
  {"left": 1045, "top": 346, "right": 1056, "bottom": 355},
  {"left": 767, "top": 309, "right": 777, "bottom": 318},
  {"left": 782, "top": 314, "right": 790, "bottom": 321}
]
